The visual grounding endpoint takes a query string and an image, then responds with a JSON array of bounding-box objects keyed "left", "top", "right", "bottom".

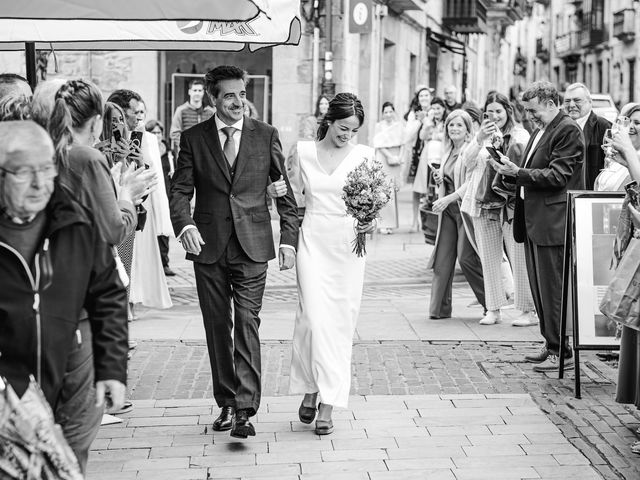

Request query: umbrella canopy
[
  {"left": 0, "top": 0, "right": 268, "bottom": 21},
  {"left": 0, "top": 0, "right": 301, "bottom": 52}
]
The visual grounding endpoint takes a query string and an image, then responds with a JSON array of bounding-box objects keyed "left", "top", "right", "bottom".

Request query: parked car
[{"left": 591, "top": 93, "right": 618, "bottom": 122}]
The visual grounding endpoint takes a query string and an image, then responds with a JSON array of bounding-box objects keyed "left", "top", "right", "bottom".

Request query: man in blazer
[
  {"left": 170, "top": 65, "right": 299, "bottom": 439},
  {"left": 563, "top": 83, "right": 611, "bottom": 190},
  {"left": 491, "top": 81, "right": 584, "bottom": 372}
]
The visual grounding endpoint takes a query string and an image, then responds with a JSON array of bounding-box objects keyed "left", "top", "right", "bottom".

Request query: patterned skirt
[{"left": 117, "top": 231, "right": 136, "bottom": 299}]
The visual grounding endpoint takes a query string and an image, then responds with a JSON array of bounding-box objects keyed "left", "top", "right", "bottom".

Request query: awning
[
  {"left": 0, "top": 0, "right": 269, "bottom": 21},
  {"left": 0, "top": 0, "right": 301, "bottom": 52}
]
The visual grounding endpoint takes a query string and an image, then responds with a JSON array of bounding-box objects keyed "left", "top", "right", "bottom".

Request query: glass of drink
[{"left": 616, "top": 115, "right": 630, "bottom": 134}]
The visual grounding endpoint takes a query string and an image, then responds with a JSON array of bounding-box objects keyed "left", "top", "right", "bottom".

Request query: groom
[{"left": 170, "top": 65, "right": 299, "bottom": 438}]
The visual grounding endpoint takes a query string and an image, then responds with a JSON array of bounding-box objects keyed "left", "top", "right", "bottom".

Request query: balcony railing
[
  {"left": 536, "top": 37, "right": 550, "bottom": 62},
  {"left": 555, "top": 31, "right": 581, "bottom": 56},
  {"left": 442, "top": 0, "right": 488, "bottom": 34},
  {"left": 484, "top": 0, "right": 526, "bottom": 25},
  {"left": 613, "top": 8, "right": 635, "bottom": 42},
  {"left": 581, "top": 11, "right": 606, "bottom": 47}
]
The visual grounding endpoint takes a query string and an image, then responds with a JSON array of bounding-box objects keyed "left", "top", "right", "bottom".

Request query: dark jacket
[
  {"left": 170, "top": 115, "right": 299, "bottom": 264},
  {"left": 513, "top": 111, "right": 585, "bottom": 246},
  {"left": 0, "top": 187, "right": 128, "bottom": 407},
  {"left": 582, "top": 111, "right": 612, "bottom": 190}
]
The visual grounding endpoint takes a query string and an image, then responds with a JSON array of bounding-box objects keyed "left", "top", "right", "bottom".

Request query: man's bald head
[
  {"left": 0, "top": 120, "right": 54, "bottom": 168},
  {"left": 0, "top": 73, "right": 32, "bottom": 101}
]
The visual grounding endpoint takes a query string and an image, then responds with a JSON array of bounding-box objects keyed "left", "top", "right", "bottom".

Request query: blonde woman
[{"left": 429, "top": 110, "right": 486, "bottom": 318}]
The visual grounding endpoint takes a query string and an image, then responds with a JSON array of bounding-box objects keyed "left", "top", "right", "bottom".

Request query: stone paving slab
[{"left": 87, "top": 394, "right": 601, "bottom": 480}]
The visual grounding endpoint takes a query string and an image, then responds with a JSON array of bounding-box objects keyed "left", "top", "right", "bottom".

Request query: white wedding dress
[{"left": 288, "top": 140, "right": 372, "bottom": 408}]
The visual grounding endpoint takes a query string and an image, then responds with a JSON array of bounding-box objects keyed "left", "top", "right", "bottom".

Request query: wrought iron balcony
[
  {"left": 613, "top": 8, "right": 635, "bottom": 42},
  {"left": 581, "top": 10, "right": 606, "bottom": 48},
  {"left": 442, "top": 0, "right": 488, "bottom": 34},
  {"left": 484, "top": 0, "right": 527, "bottom": 26},
  {"left": 535, "top": 37, "right": 549, "bottom": 62},
  {"left": 534, "top": 0, "right": 549, "bottom": 6},
  {"left": 555, "top": 31, "right": 581, "bottom": 57}
]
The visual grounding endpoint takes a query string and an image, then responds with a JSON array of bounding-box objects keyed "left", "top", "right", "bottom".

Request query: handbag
[
  {"left": 135, "top": 204, "right": 147, "bottom": 232},
  {"left": 419, "top": 196, "right": 438, "bottom": 245},
  {"left": 599, "top": 237, "right": 640, "bottom": 331},
  {"left": 407, "top": 137, "right": 423, "bottom": 182}
]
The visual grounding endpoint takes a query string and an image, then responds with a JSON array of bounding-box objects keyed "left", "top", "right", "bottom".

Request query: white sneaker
[
  {"left": 512, "top": 311, "right": 539, "bottom": 327},
  {"left": 479, "top": 310, "right": 501, "bottom": 325}
]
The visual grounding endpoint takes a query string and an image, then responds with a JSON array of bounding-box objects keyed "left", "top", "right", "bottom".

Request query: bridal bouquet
[{"left": 342, "top": 157, "right": 393, "bottom": 257}]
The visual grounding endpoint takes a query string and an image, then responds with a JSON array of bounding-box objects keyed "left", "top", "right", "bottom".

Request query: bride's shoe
[
  {"left": 315, "top": 418, "right": 334, "bottom": 435},
  {"left": 315, "top": 403, "right": 334, "bottom": 435},
  {"left": 298, "top": 393, "right": 317, "bottom": 424}
]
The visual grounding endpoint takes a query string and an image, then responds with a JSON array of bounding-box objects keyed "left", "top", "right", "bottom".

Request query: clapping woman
[
  {"left": 429, "top": 110, "right": 486, "bottom": 319},
  {"left": 404, "top": 86, "right": 432, "bottom": 231}
]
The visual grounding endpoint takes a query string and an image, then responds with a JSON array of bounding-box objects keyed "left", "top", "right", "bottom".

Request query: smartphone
[
  {"left": 112, "top": 128, "right": 122, "bottom": 143},
  {"left": 486, "top": 146, "right": 504, "bottom": 164},
  {"left": 130, "top": 130, "right": 143, "bottom": 148},
  {"left": 483, "top": 113, "right": 491, "bottom": 121}
]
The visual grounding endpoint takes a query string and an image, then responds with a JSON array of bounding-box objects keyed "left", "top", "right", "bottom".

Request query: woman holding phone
[
  {"left": 463, "top": 92, "right": 535, "bottom": 326},
  {"left": 403, "top": 86, "right": 433, "bottom": 231}
]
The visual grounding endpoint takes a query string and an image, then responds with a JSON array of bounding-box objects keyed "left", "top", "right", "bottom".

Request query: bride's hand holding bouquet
[{"left": 342, "top": 157, "right": 393, "bottom": 257}]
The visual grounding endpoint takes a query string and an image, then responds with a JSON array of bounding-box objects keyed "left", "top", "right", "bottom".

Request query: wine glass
[
  {"left": 614, "top": 116, "right": 630, "bottom": 135},
  {"left": 603, "top": 128, "right": 614, "bottom": 166}
]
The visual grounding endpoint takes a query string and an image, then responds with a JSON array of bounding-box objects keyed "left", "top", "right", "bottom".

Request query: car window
[{"left": 592, "top": 98, "right": 614, "bottom": 109}]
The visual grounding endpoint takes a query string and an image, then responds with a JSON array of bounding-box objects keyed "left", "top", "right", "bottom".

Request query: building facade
[{"left": 527, "top": 0, "right": 639, "bottom": 106}]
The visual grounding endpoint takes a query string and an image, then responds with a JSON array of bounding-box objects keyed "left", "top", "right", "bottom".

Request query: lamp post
[{"left": 322, "top": 0, "right": 335, "bottom": 95}]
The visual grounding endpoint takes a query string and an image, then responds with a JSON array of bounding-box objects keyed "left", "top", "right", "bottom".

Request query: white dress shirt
[
  {"left": 576, "top": 111, "right": 590, "bottom": 131},
  {"left": 215, "top": 114, "right": 244, "bottom": 158},
  {"left": 520, "top": 128, "right": 545, "bottom": 199}
]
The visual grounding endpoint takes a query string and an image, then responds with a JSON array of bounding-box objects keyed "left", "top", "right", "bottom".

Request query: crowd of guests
[
  {"left": 3, "top": 63, "right": 640, "bottom": 468},
  {"left": 0, "top": 72, "right": 179, "bottom": 472},
  {"left": 387, "top": 78, "right": 640, "bottom": 452}
]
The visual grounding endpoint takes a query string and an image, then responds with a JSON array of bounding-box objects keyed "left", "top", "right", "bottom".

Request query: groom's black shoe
[
  {"left": 230, "top": 409, "right": 256, "bottom": 439},
  {"left": 212, "top": 406, "right": 235, "bottom": 431}
]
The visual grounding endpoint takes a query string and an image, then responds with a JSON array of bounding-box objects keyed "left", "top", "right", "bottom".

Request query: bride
[{"left": 286, "top": 93, "right": 375, "bottom": 435}]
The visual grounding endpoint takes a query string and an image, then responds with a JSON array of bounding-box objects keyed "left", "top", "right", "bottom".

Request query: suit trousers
[
  {"left": 194, "top": 232, "right": 268, "bottom": 416},
  {"left": 430, "top": 202, "right": 486, "bottom": 318},
  {"left": 157, "top": 235, "right": 170, "bottom": 268},
  {"left": 523, "top": 236, "right": 570, "bottom": 355}
]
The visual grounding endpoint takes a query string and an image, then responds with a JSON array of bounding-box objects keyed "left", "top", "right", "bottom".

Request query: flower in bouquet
[{"left": 342, "top": 157, "right": 393, "bottom": 257}]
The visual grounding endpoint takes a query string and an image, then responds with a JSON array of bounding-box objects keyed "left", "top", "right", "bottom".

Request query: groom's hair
[{"left": 205, "top": 65, "right": 248, "bottom": 99}]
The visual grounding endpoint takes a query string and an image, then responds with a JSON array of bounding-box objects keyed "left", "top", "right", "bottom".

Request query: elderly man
[
  {"left": 0, "top": 121, "right": 128, "bottom": 472},
  {"left": 443, "top": 85, "right": 462, "bottom": 111},
  {"left": 563, "top": 83, "right": 611, "bottom": 189},
  {"left": 491, "top": 81, "right": 584, "bottom": 372}
]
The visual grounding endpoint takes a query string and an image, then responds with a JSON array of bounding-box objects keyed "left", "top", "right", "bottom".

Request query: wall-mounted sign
[{"left": 349, "top": 0, "right": 372, "bottom": 34}]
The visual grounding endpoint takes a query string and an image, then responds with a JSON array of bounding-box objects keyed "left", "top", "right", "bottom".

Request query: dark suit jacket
[
  {"left": 169, "top": 116, "right": 299, "bottom": 264},
  {"left": 582, "top": 111, "right": 612, "bottom": 190},
  {"left": 513, "top": 111, "right": 585, "bottom": 246}
]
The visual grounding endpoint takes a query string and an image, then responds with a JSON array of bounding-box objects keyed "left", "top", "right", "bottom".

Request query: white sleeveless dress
[{"left": 288, "top": 141, "right": 372, "bottom": 408}]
